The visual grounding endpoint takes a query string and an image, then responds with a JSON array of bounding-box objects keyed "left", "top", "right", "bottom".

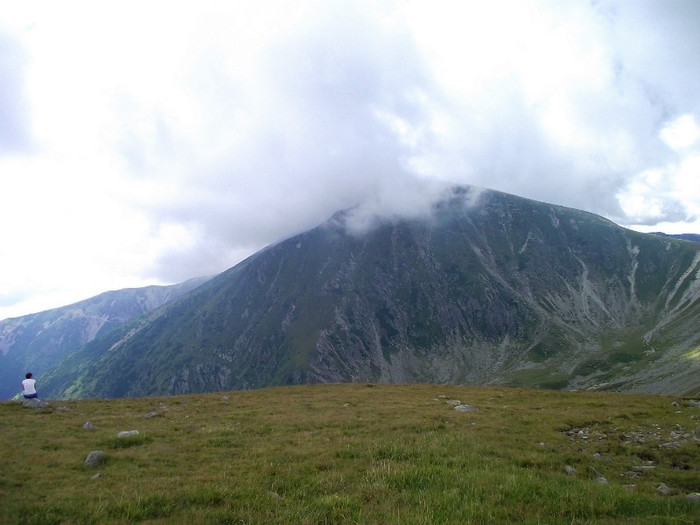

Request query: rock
[
  {"left": 84, "top": 451, "right": 104, "bottom": 467},
  {"left": 221, "top": 396, "right": 229, "bottom": 402},
  {"left": 116, "top": 430, "right": 139, "bottom": 438},
  {"left": 592, "top": 452, "right": 602, "bottom": 459},
  {"left": 445, "top": 399, "right": 461, "bottom": 406},
  {"left": 56, "top": 406, "right": 71, "bottom": 412},
  {"left": 657, "top": 483, "right": 671, "bottom": 496},
  {"left": 671, "top": 401, "right": 680, "bottom": 408},
  {"left": 660, "top": 441, "right": 679, "bottom": 449},
  {"left": 82, "top": 421, "right": 95, "bottom": 431},
  {"left": 687, "top": 493, "right": 700, "bottom": 502},
  {"left": 454, "top": 404, "right": 478, "bottom": 412},
  {"left": 144, "top": 412, "right": 159, "bottom": 418},
  {"left": 688, "top": 400, "right": 700, "bottom": 408},
  {"left": 91, "top": 473, "right": 101, "bottom": 479},
  {"left": 564, "top": 465, "right": 577, "bottom": 476},
  {"left": 594, "top": 476, "right": 609, "bottom": 485},
  {"left": 22, "top": 398, "right": 48, "bottom": 409}
]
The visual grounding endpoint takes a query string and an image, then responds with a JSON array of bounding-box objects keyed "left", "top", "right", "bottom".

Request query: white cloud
[{"left": 1, "top": 0, "right": 700, "bottom": 319}]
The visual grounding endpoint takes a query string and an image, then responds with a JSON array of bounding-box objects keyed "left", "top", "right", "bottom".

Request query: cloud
[
  {"left": 0, "top": 30, "right": 32, "bottom": 152},
  {"left": 2, "top": 0, "right": 700, "bottom": 319}
]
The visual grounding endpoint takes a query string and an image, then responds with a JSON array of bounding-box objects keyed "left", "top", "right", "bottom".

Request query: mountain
[
  {"left": 0, "top": 277, "right": 210, "bottom": 399},
  {"left": 651, "top": 232, "right": 700, "bottom": 243},
  {"left": 40, "top": 186, "right": 700, "bottom": 399}
]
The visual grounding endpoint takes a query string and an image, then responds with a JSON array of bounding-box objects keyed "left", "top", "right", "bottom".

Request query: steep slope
[
  {"left": 40, "top": 187, "right": 700, "bottom": 398},
  {"left": 0, "top": 277, "right": 210, "bottom": 399}
]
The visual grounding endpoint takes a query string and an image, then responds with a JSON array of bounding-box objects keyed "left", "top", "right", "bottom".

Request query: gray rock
[
  {"left": 657, "top": 483, "right": 671, "bottom": 496},
  {"left": 594, "top": 476, "right": 609, "bottom": 485},
  {"left": 144, "top": 412, "right": 159, "bottom": 418},
  {"left": 22, "top": 398, "right": 48, "bottom": 409},
  {"left": 91, "top": 472, "right": 101, "bottom": 479},
  {"left": 592, "top": 452, "right": 602, "bottom": 459},
  {"left": 116, "top": 430, "right": 139, "bottom": 438},
  {"left": 671, "top": 401, "right": 680, "bottom": 408},
  {"left": 56, "top": 406, "right": 71, "bottom": 412},
  {"left": 660, "top": 441, "right": 679, "bottom": 449},
  {"left": 564, "top": 465, "right": 577, "bottom": 476},
  {"left": 687, "top": 493, "right": 700, "bottom": 502},
  {"left": 445, "top": 399, "right": 461, "bottom": 406},
  {"left": 454, "top": 404, "right": 478, "bottom": 412},
  {"left": 221, "top": 396, "right": 229, "bottom": 402},
  {"left": 84, "top": 451, "right": 104, "bottom": 467},
  {"left": 82, "top": 421, "right": 95, "bottom": 431}
]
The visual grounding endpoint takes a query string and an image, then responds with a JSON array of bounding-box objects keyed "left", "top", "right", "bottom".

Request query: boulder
[{"left": 84, "top": 451, "right": 104, "bottom": 467}]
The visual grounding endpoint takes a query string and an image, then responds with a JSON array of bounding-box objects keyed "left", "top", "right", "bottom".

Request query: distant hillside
[
  {"left": 651, "top": 232, "right": 700, "bottom": 243},
  {"left": 40, "top": 186, "right": 700, "bottom": 398},
  {"left": 0, "top": 277, "right": 210, "bottom": 399}
]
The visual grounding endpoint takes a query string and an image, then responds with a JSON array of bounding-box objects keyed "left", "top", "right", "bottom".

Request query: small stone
[
  {"left": 116, "top": 430, "right": 139, "bottom": 438},
  {"left": 446, "top": 399, "right": 461, "bottom": 406},
  {"left": 454, "top": 404, "right": 478, "bottom": 412},
  {"left": 686, "top": 493, "right": 700, "bottom": 502},
  {"left": 624, "top": 484, "right": 637, "bottom": 490},
  {"left": 84, "top": 451, "right": 104, "bottom": 467},
  {"left": 57, "top": 406, "right": 71, "bottom": 412},
  {"left": 22, "top": 398, "right": 49, "bottom": 409},
  {"left": 82, "top": 421, "right": 95, "bottom": 431},
  {"left": 564, "top": 465, "right": 577, "bottom": 476},
  {"left": 657, "top": 483, "right": 671, "bottom": 496},
  {"left": 91, "top": 472, "right": 101, "bottom": 479},
  {"left": 592, "top": 452, "right": 602, "bottom": 459},
  {"left": 671, "top": 401, "right": 680, "bottom": 408},
  {"left": 594, "top": 476, "right": 609, "bottom": 485},
  {"left": 221, "top": 396, "right": 229, "bottom": 402},
  {"left": 144, "top": 412, "right": 159, "bottom": 418},
  {"left": 660, "top": 441, "right": 679, "bottom": 449}
]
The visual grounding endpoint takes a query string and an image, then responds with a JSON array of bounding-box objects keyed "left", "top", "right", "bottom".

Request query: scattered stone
[
  {"left": 144, "top": 412, "right": 159, "bottom": 418},
  {"left": 624, "top": 471, "right": 641, "bottom": 479},
  {"left": 592, "top": 452, "right": 602, "bottom": 460},
  {"left": 686, "top": 493, "right": 700, "bottom": 502},
  {"left": 268, "top": 491, "right": 281, "bottom": 499},
  {"left": 91, "top": 473, "right": 101, "bottom": 479},
  {"left": 660, "top": 441, "right": 679, "bottom": 449},
  {"left": 624, "top": 484, "right": 637, "bottom": 490},
  {"left": 539, "top": 442, "right": 545, "bottom": 447},
  {"left": 564, "top": 465, "right": 577, "bottom": 476},
  {"left": 632, "top": 465, "right": 655, "bottom": 472},
  {"left": 22, "top": 398, "right": 49, "bottom": 409},
  {"left": 116, "top": 430, "right": 139, "bottom": 438},
  {"left": 594, "top": 476, "right": 609, "bottom": 485},
  {"left": 688, "top": 399, "right": 700, "bottom": 408},
  {"left": 221, "top": 396, "right": 229, "bottom": 402},
  {"left": 671, "top": 401, "right": 680, "bottom": 408},
  {"left": 657, "top": 483, "right": 671, "bottom": 496},
  {"left": 84, "top": 451, "right": 104, "bottom": 467},
  {"left": 445, "top": 399, "right": 461, "bottom": 406},
  {"left": 454, "top": 404, "right": 478, "bottom": 412},
  {"left": 83, "top": 421, "right": 95, "bottom": 431},
  {"left": 56, "top": 406, "right": 71, "bottom": 412}
]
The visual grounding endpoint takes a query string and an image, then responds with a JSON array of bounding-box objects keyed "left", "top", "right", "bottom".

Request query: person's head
[{"left": 25, "top": 372, "right": 32, "bottom": 379}]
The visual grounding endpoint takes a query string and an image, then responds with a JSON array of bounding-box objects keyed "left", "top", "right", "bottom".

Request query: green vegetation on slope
[{"left": 1, "top": 384, "right": 698, "bottom": 524}]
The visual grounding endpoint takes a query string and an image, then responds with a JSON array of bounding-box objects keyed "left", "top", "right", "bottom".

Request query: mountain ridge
[
  {"left": 0, "top": 277, "right": 210, "bottom": 399},
  {"left": 34, "top": 186, "right": 700, "bottom": 398}
]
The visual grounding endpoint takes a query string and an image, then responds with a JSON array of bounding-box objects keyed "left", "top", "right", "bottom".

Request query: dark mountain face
[
  {"left": 40, "top": 187, "right": 700, "bottom": 399},
  {"left": 0, "top": 278, "right": 209, "bottom": 399}
]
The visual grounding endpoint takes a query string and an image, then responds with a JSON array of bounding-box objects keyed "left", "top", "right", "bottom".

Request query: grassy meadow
[{"left": 1, "top": 383, "right": 698, "bottom": 524}]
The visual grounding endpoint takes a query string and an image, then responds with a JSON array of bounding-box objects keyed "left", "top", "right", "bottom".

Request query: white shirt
[{"left": 22, "top": 378, "right": 36, "bottom": 395}]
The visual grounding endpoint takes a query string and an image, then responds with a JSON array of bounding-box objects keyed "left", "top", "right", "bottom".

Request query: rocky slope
[
  {"left": 0, "top": 277, "right": 209, "bottom": 399},
  {"left": 39, "top": 186, "right": 700, "bottom": 398}
]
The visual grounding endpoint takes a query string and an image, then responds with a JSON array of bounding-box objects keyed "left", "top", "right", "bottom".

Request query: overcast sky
[{"left": 1, "top": 0, "right": 699, "bottom": 320}]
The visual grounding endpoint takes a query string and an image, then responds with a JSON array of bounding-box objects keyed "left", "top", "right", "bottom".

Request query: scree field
[{"left": 1, "top": 383, "right": 698, "bottom": 524}]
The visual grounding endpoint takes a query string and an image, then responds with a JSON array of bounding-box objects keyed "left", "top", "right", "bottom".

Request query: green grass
[{"left": 1, "top": 384, "right": 698, "bottom": 524}]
